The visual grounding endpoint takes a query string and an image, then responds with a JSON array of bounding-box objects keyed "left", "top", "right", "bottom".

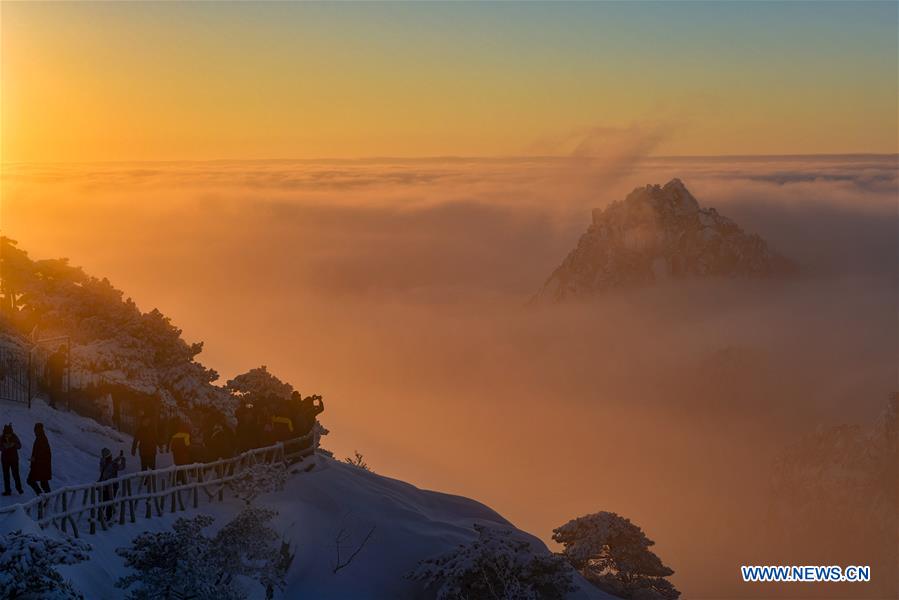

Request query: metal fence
[
  {"left": 0, "top": 345, "right": 30, "bottom": 406},
  {"left": 30, "top": 335, "right": 70, "bottom": 410}
]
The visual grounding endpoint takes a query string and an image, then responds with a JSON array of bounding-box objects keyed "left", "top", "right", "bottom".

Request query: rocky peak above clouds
[{"left": 535, "top": 179, "right": 795, "bottom": 302}]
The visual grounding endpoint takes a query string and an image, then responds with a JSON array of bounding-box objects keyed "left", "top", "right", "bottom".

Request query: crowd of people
[
  {"left": 1, "top": 422, "right": 52, "bottom": 497},
  {"left": 234, "top": 391, "right": 324, "bottom": 454},
  {"left": 0, "top": 390, "right": 325, "bottom": 502}
]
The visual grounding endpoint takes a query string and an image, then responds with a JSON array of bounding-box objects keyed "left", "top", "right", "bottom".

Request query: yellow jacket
[
  {"left": 271, "top": 416, "right": 293, "bottom": 432},
  {"left": 170, "top": 432, "right": 191, "bottom": 447}
]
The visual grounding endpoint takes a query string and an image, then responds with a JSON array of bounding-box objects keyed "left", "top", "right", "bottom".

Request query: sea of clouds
[{"left": 2, "top": 152, "right": 896, "bottom": 597}]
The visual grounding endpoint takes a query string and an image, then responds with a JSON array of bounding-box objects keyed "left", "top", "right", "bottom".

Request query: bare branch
[{"left": 332, "top": 525, "right": 376, "bottom": 574}]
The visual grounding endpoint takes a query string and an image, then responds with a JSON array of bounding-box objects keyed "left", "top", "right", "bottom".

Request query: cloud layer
[{"left": 2, "top": 154, "right": 896, "bottom": 597}]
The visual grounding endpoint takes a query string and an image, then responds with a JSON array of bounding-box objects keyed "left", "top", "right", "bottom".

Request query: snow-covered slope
[
  {"left": 0, "top": 401, "right": 611, "bottom": 599},
  {"left": 0, "top": 398, "right": 173, "bottom": 509}
]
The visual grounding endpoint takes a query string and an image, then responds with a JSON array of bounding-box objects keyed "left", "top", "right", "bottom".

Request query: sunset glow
[
  {"left": 2, "top": 1, "right": 897, "bottom": 163},
  {"left": 0, "top": 3, "right": 896, "bottom": 599}
]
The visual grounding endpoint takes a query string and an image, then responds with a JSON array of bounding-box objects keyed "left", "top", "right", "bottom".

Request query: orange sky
[{"left": 2, "top": 1, "right": 897, "bottom": 163}]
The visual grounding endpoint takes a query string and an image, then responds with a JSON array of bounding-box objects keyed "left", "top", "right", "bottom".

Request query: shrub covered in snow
[
  {"left": 227, "top": 461, "right": 288, "bottom": 505},
  {"left": 0, "top": 238, "right": 321, "bottom": 432},
  {"left": 225, "top": 366, "right": 294, "bottom": 406},
  {"left": 116, "top": 515, "right": 242, "bottom": 600},
  {"left": 212, "top": 506, "right": 293, "bottom": 599},
  {"left": 552, "top": 511, "right": 679, "bottom": 600},
  {"left": 343, "top": 451, "right": 370, "bottom": 471},
  {"left": 0, "top": 529, "right": 92, "bottom": 600},
  {"left": 117, "top": 508, "right": 291, "bottom": 600},
  {"left": 409, "top": 523, "right": 574, "bottom": 600},
  {"left": 0, "top": 237, "right": 229, "bottom": 415}
]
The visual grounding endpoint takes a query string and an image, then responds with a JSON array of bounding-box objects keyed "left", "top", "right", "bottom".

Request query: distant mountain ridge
[{"left": 535, "top": 179, "right": 795, "bottom": 302}]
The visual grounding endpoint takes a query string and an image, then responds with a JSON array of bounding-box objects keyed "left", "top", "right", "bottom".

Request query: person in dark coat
[
  {"left": 270, "top": 399, "right": 295, "bottom": 443},
  {"left": 99, "top": 448, "right": 126, "bottom": 481},
  {"left": 44, "top": 346, "right": 67, "bottom": 409},
  {"left": 1, "top": 424, "right": 24, "bottom": 496},
  {"left": 235, "top": 402, "right": 259, "bottom": 452},
  {"left": 98, "top": 448, "right": 126, "bottom": 520},
  {"left": 27, "top": 422, "right": 51, "bottom": 495},
  {"left": 259, "top": 405, "right": 276, "bottom": 447},
  {"left": 169, "top": 420, "right": 192, "bottom": 485},
  {"left": 131, "top": 416, "right": 159, "bottom": 470},
  {"left": 298, "top": 394, "right": 325, "bottom": 434},
  {"left": 287, "top": 392, "right": 304, "bottom": 433},
  {"left": 206, "top": 423, "right": 235, "bottom": 461},
  {"left": 294, "top": 394, "right": 324, "bottom": 455},
  {"left": 206, "top": 422, "right": 235, "bottom": 476}
]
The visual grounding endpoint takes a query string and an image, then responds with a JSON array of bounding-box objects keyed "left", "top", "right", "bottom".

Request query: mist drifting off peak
[{"left": 2, "top": 154, "right": 896, "bottom": 597}]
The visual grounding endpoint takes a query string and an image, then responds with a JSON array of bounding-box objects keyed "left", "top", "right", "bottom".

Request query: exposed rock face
[{"left": 535, "top": 179, "right": 795, "bottom": 302}]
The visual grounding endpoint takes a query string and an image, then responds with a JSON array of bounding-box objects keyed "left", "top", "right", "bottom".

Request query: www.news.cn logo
[{"left": 741, "top": 565, "right": 871, "bottom": 583}]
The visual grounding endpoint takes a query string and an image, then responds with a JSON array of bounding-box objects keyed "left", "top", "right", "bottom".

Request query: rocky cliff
[{"left": 536, "top": 179, "right": 794, "bottom": 302}]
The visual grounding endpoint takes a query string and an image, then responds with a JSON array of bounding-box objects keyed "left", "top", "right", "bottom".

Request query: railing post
[
  {"left": 192, "top": 468, "right": 199, "bottom": 509},
  {"left": 61, "top": 492, "right": 68, "bottom": 534},
  {"left": 170, "top": 471, "right": 176, "bottom": 513},
  {"left": 89, "top": 487, "right": 96, "bottom": 535},
  {"left": 155, "top": 476, "right": 165, "bottom": 517},
  {"left": 145, "top": 474, "right": 153, "bottom": 519},
  {"left": 119, "top": 481, "right": 126, "bottom": 525},
  {"left": 26, "top": 351, "right": 32, "bottom": 409},
  {"left": 97, "top": 486, "right": 108, "bottom": 532},
  {"left": 218, "top": 461, "right": 225, "bottom": 501},
  {"left": 127, "top": 479, "right": 136, "bottom": 523}
]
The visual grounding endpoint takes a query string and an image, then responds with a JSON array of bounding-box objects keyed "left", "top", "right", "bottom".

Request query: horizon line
[{"left": 2, "top": 152, "right": 898, "bottom": 167}]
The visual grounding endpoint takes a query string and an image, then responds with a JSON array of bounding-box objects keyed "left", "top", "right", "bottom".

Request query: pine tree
[
  {"left": 226, "top": 462, "right": 288, "bottom": 505},
  {"left": 409, "top": 523, "right": 574, "bottom": 600},
  {"left": 225, "top": 366, "right": 294, "bottom": 405},
  {"left": 0, "top": 529, "right": 91, "bottom": 600},
  {"left": 212, "top": 506, "right": 291, "bottom": 599},
  {"left": 116, "top": 515, "right": 244, "bottom": 600},
  {"left": 552, "top": 511, "right": 679, "bottom": 600}
]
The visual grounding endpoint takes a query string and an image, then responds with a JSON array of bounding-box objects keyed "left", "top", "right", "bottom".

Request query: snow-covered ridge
[
  {"left": 0, "top": 398, "right": 609, "bottom": 599},
  {"left": 535, "top": 179, "right": 795, "bottom": 302},
  {"left": 1, "top": 391, "right": 615, "bottom": 598}
]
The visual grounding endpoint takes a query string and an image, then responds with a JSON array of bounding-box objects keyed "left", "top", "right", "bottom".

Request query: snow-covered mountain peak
[{"left": 538, "top": 179, "right": 795, "bottom": 302}]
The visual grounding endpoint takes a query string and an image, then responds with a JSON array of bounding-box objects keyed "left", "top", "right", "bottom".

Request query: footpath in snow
[
  {"left": 0, "top": 398, "right": 610, "bottom": 599},
  {"left": 0, "top": 398, "right": 173, "bottom": 509}
]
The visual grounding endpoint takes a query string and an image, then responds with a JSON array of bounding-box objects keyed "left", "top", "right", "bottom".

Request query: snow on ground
[
  {"left": 0, "top": 398, "right": 175, "bottom": 507},
  {"left": 0, "top": 398, "right": 611, "bottom": 599}
]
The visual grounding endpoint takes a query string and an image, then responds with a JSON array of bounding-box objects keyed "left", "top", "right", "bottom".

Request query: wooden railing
[{"left": 0, "top": 429, "right": 318, "bottom": 538}]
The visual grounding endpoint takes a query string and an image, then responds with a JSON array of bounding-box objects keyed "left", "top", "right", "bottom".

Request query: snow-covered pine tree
[
  {"left": 0, "top": 529, "right": 92, "bottom": 600},
  {"left": 409, "top": 523, "right": 574, "bottom": 600},
  {"left": 0, "top": 237, "right": 230, "bottom": 416},
  {"left": 227, "top": 461, "right": 288, "bottom": 505},
  {"left": 212, "top": 506, "right": 292, "bottom": 599},
  {"left": 220, "top": 462, "right": 294, "bottom": 597},
  {"left": 225, "top": 366, "right": 294, "bottom": 405},
  {"left": 552, "top": 511, "right": 680, "bottom": 600},
  {"left": 115, "top": 515, "right": 244, "bottom": 600}
]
